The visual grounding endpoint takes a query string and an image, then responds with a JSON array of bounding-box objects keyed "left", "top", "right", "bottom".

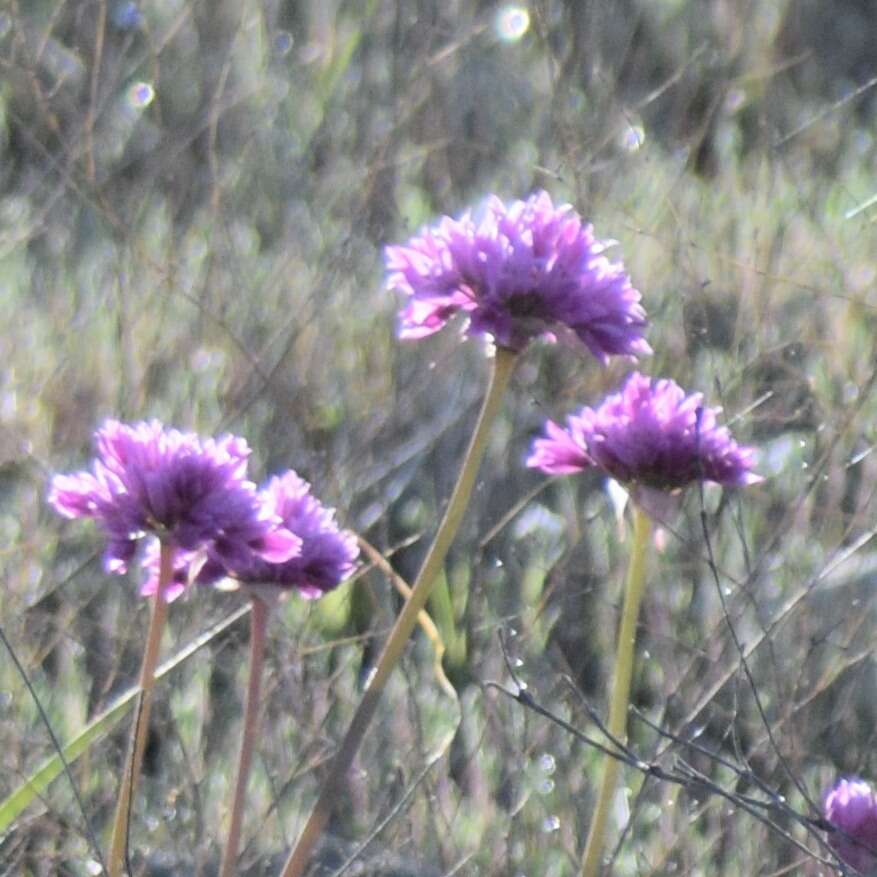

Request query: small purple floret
[
  {"left": 824, "top": 778, "right": 877, "bottom": 874},
  {"left": 143, "top": 470, "right": 359, "bottom": 600},
  {"left": 139, "top": 540, "right": 197, "bottom": 603},
  {"left": 49, "top": 420, "right": 301, "bottom": 577},
  {"left": 527, "top": 372, "right": 761, "bottom": 492},
  {"left": 385, "top": 190, "right": 651, "bottom": 360},
  {"left": 252, "top": 471, "right": 359, "bottom": 597}
]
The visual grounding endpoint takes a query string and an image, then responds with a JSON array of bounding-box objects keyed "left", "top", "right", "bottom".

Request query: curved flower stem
[
  {"left": 277, "top": 347, "right": 518, "bottom": 877},
  {"left": 107, "top": 540, "right": 174, "bottom": 877},
  {"left": 579, "top": 505, "right": 652, "bottom": 877},
  {"left": 220, "top": 595, "right": 270, "bottom": 877}
]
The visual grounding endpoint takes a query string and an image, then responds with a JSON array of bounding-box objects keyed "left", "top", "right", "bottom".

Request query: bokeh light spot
[
  {"left": 619, "top": 123, "right": 646, "bottom": 153},
  {"left": 127, "top": 81, "right": 155, "bottom": 109},
  {"left": 542, "top": 814, "right": 560, "bottom": 833},
  {"left": 273, "top": 30, "right": 294, "bottom": 57},
  {"left": 495, "top": 5, "right": 530, "bottom": 42}
]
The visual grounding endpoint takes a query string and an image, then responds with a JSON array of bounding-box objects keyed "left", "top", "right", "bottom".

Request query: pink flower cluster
[
  {"left": 527, "top": 371, "right": 761, "bottom": 496},
  {"left": 50, "top": 420, "right": 358, "bottom": 600},
  {"left": 386, "top": 190, "right": 650, "bottom": 359}
]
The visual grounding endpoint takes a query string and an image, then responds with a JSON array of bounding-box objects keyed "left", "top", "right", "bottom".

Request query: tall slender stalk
[
  {"left": 277, "top": 347, "right": 518, "bottom": 877},
  {"left": 219, "top": 596, "right": 270, "bottom": 877},
  {"left": 579, "top": 505, "right": 652, "bottom": 877},
  {"left": 107, "top": 540, "right": 174, "bottom": 877}
]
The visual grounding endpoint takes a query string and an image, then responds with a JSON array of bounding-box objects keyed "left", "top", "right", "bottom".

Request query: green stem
[
  {"left": 277, "top": 347, "right": 518, "bottom": 877},
  {"left": 579, "top": 505, "right": 652, "bottom": 877},
  {"left": 220, "top": 596, "right": 270, "bottom": 877},
  {"left": 107, "top": 540, "right": 174, "bottom": 877}
]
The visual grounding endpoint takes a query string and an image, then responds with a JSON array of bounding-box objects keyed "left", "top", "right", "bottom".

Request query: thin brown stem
[
  {"left": 220, "top": 595, "right": 270, "bottom": 877},
  {"left": 107, "top": 540, "right": 174, "bottom": 877}
]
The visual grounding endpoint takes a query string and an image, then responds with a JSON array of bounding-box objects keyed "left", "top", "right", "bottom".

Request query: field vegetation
[{"left": 3, "top": 2, "right": 877, "bottom": 874}]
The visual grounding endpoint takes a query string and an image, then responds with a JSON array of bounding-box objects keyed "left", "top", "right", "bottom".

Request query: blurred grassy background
[{"left": 3, "top": 1, "right": 877, "bottom": 874}]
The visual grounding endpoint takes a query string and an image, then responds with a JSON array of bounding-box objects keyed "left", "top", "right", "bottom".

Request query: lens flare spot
[
  {"left": 539, "top": 753, "right": 557, "bottom": 775},
  {"left": 127, "top": 81, "right": 155, "bottom": 109},
  {"left": 542, "top": 814, "right": 560, "bottom": 833},
  {"left": 619, "top": 123, "right": 646, "bottom": 153},
  {"left": 273, "top": 30, "right": 294, "bottom": 56},
  {"left": 495, "top": 5, "right": 530, "bottom": 42}
]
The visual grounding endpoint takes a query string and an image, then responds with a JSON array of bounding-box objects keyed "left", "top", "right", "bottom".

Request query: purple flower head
[
  {"left": 149, "top": 470, "right": 359, "bottom": 600},
  {"left": 824, "top": 778, "right": 877, "bottom": 874},
  {"left": 49, "top": 420, "right": 301, "bottom": 577},
  {"left": 385, "top": 190, "right": 651, "bottom": 360},
  {"left": 527, "top": 372, "right": 761, "bottom": 500}
]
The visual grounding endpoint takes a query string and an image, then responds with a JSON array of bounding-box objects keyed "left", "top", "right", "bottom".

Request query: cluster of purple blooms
[
  {"left": 52, "top": 190, "right": 761, "bottom": 590},
  {"left": 50, "top": 420, "right": 358, "bottom": 602},
  {"left": 386, "top": 191, "right": 862, "bottom": 871},
  {"left": 50, "top": 190, "right": 857, "bottom": 869},
  {"left": 386, "top": 191, "right": 759, "bottom": 500}
]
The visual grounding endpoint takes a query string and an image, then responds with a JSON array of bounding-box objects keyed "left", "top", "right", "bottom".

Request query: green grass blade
[{"left": 0, "top": 603, "right": 250, "bottom": 833}]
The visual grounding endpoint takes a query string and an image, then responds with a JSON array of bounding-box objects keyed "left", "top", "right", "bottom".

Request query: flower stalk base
[
  {"left": 107, "top": 540, "right": 174, "bottom": 877},
  {"left": 277, "top": 347, "right": 518, "bottom": 877},
  {"left": 219, "top": 596, "right": 270, "bottom": 877},
  {"left": 579, "top": 505, "right": 652, "bottom": 877}
]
